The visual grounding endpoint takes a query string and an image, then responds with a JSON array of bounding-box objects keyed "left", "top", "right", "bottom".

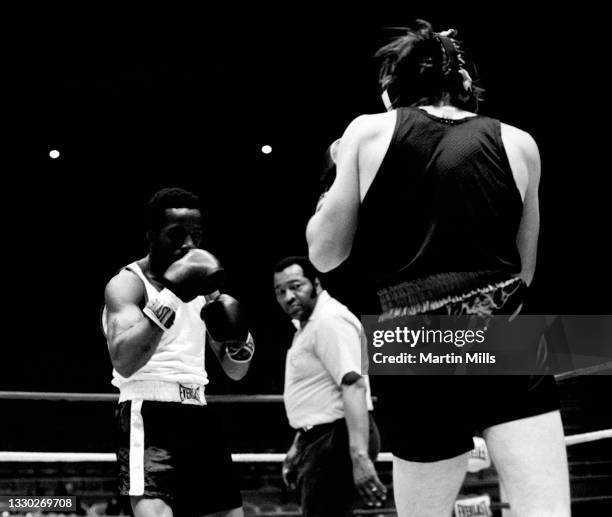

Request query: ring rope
[
  {"left": 0, "top": 392, "right": 284, "bottom": 403},
  {"left": 554, "top": 360, "right": 612, "bottom": 381},
  {"left": 1, "top": 429, "right": 610, "bottom": 463},
  {"left": 0, "top": 360, "right": 610, "bottom": 403}
]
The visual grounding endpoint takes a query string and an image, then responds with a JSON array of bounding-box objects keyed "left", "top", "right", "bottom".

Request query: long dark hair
[{"left": 376, "top": 19, "right": 483, "bottom": 111}]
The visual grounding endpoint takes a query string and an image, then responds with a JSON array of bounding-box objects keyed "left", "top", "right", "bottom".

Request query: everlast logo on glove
[
  {"left": 149, "top": 301, "right": 176, "bottom": 328},
  {"left": 143, "top": 288, "right": 182, "bottom": 331},
  {"left": 179, "top": 384, "right": 203, "bottom": 405}
]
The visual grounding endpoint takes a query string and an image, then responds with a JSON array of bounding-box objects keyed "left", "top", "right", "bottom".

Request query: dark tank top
[{"left": 337, "top": 107, "right": 523, "bottom": 314}]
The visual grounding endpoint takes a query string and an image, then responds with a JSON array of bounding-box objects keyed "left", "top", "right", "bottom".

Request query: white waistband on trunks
[{"left": 119, "top": 380, "right": 207, "bottom": 405}]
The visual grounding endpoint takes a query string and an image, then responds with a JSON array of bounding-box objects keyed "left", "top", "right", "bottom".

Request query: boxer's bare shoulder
[
  {"left": 342, "top": 112, "right": 397, "bottom": 201},
  {"left": 104, "top": 268, "right": 146, "bottom": 309},
  {"left": 500, "top": 123, "right": 540, "bottom": 201}
]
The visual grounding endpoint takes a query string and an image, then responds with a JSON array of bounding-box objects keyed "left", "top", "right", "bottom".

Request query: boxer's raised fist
[
  {"left": 163, "top": 249, "right": 225, "bottom": 302},
  {"left": 201, "top": 294, "right": 248, "bottom": 343}
]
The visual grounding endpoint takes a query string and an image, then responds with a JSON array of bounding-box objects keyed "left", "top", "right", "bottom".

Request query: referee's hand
[
  {"left": 282, "top": 442, "right": 300, "bottom": 491},
  {"left": 351, "top": 452, "right": 387, "bottom": 507}
]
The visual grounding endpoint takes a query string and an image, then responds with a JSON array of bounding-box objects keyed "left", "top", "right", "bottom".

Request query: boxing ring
[{"left": 1, "top": 366, "right": 611, "bottom": 516}]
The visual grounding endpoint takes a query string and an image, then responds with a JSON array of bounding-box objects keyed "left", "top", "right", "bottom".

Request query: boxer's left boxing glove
[{"left": 201, "top": 294, "right": 254, "bottom": 362}]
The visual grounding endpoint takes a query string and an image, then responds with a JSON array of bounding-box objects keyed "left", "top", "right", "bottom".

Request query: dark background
[{"left": 8, "top": 5, "right": 611, "bottom": 397}]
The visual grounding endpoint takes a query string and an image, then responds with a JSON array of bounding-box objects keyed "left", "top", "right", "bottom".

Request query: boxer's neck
[
  {"left": 140, "top": 255, "right": 166, "bottom": 288},
  {"left": 419, "top": 104, "right": 476, "bottom": 120}
]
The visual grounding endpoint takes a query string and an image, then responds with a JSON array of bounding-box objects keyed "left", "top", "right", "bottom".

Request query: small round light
[
  {"left": 49, "top": 149, "right": 60, "bottom": 159},
  {"left": 261, "top": 145, "right": 272, "bottom": 155}
]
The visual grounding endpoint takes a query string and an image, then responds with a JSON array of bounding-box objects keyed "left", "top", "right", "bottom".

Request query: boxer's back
[{"left": 351, "top": 107, "right": 524, "bottom": 293}]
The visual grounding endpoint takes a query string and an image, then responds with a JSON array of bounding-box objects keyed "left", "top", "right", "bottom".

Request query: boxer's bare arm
[
  {"left": 307, "top": 117, "right": 363, "bottom": 272},
  {"left": 307, "top": 112, "right": 395, "bottom": 272},
  {"left": 501, "top": 124, "right": 541, "bottom": 286},
  {"left": 105, "top": 270, "right": 164, "bottom": 377}
]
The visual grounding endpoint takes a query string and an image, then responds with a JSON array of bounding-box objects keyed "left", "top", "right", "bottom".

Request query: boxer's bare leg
[
  {"left": 132, "top": 497, "right": 173, "bottom": 517},
  {"left": 484, "top": 410, "right": 570, "bottom": 516},
  {"left": 392, "top": 452, "right": 468, "bottom": 517}
]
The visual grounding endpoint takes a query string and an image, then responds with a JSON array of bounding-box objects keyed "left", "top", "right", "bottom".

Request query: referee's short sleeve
[{"left": 313, "top": 315, "right": 364, "bottom": 385}]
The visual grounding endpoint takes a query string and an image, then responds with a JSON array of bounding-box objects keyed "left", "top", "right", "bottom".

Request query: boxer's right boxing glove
[{"left": 163, "top": 249, "right": 225, "bottom": 302}]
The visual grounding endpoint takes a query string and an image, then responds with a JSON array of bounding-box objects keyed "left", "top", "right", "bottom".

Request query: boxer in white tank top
[
  {"left": 104, "top": 261, "right": 209, "bottom": 394},
  {"left": 103, "top": 188, "right": 252, "bottom": 517}
]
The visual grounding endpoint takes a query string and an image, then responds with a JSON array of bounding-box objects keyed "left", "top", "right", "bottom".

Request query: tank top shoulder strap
[
  {"left": 102, "top": 262, "right": 160, "bottom": 338},
  {"left": 487, "top": 117, "right": 508, "bottom": 154},
  {"left": 471, "top": 115, "right": 515, "bottom": 183},
  {"left": 470, "top": 113, "right": 501, "bottom": 134},
  {"left": 124, "top": 261, "right": 146, "bottom": 283},
  {"left": 124, "top": 262, "right": 158, "bottom": 302},
  {"left": 392, "top": 107, "right": 419, "bottom": 139}
]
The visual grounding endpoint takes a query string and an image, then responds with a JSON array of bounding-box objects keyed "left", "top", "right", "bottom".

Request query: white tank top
[{"left": 103, "top": 262, "right": 209, "bottom": 388}]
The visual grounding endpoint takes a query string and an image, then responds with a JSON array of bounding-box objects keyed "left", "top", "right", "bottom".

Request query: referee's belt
[
  {"left": 119, "top": 380, "right": 206, "bottom": 405},
  {"left": 297, "top": 420, "right": 340, "bottom": 436},
  {"left": 297, "top": 412, "right": 374, "bottom": 434}
]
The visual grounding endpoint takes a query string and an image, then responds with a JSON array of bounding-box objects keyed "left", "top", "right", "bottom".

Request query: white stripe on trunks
[{"left": 129, "top": 400, "right": 145, "bottom": 495}]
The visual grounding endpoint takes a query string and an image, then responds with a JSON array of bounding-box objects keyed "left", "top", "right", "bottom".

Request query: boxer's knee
[{"left": 131, "top": 496, "right": 173, "bottom": 517}]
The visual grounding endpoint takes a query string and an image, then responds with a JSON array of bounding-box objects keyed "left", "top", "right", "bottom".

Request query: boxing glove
[
  {"left": 201, "top": 294, "right": 247, "bottom": 341},
  {"left": 163, "top": 249, "right": 225, "bottom": 302},
  {"left": 319, "top": 139, "right": 339, "bottom": 194},
  {"left": 201, "top": 294, "right": 254, "bottom": 362}
]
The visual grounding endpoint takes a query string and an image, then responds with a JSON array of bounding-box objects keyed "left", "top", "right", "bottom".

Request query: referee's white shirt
[{"left": 284, "top": 291, "right": 373, "bottom": 429}]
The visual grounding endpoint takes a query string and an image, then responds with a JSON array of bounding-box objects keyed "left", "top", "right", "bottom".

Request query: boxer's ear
[{"left": 314, "top": 277, "right": 323, "bottom": 295}]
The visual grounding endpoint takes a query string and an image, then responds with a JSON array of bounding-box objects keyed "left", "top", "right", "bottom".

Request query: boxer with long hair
[{"left": 307, "top": 20, "right": 570, "bottom": 516}]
